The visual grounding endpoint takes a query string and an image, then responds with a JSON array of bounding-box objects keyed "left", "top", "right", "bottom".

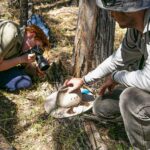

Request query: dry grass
[
  {"left": 114, "top": 23, "right": 126, "bottom": 50},
  {"left": 0, "top": 1, "right": 129, "bottom": 150}
]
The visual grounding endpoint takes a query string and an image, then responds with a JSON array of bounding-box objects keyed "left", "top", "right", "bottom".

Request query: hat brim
[
  {"left": 50, "top": 92, "right": 94, "bottom": 118},
  {"left": 96, "top": 0, "right": 150, "bottom": 12}
]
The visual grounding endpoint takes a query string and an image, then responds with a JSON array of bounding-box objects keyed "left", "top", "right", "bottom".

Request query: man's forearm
[{"left": 83, "top": 55, "right": 117, "bottom": 84}]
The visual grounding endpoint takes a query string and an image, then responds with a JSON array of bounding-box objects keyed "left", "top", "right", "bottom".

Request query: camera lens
[
  {"left": 36, "top": 55, "right": 49, "bottom": 71},
  {"left": 39, "top": 62, "right": 50, "bottom": 71}
]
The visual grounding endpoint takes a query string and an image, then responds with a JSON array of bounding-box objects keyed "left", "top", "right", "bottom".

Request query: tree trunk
[
  {"left": 28, "top": 0, "right": 34, "bottom": 17},
  {"left": 73, "top": 0, "right": 115, "bottom": 77},
  {"left": 20, "top": 0, "right": 28, "bottom": 26},
  {"left": 94, "top": 9, "right": 115, "bottom": 65}
]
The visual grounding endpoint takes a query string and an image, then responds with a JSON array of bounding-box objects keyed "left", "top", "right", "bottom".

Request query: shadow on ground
[
  {"left": 52, "top": 117, "right": 92, "bottom": 150},
  {"left": 0, "top": 91, "right": 18, "bottom": 147},
  {"left": 97, "top": 122, "right": 131, "bottom": 150}
]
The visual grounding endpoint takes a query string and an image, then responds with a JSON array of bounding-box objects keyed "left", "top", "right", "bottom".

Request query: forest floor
[{"left": 0, "top": 1, "right": 130, "bottom": 150}]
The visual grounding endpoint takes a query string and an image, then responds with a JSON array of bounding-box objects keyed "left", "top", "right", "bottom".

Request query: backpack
[{"left": 27, "top": 14, "right": 50, "bottom": 40}]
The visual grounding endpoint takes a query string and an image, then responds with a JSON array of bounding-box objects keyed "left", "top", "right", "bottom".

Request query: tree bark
[
  {"left": 73, "top": 0, "right": 115, "bottom": 77},
  {"left": 94, "top": 9, "right": 115, "bottom": 65},
  {"left": 20, "top": 0, "right": 28, "bottom": 26}
]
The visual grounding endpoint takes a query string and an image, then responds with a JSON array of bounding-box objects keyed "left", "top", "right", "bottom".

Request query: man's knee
[
  {"left": 93, "top": 96, "right": 102, "bottom": 115},
  {"left": 93, "top": 96, "right": 120, "bottom": 119},
  {"left": 119, "top": 87, "right": 138, "bottom": 113}
]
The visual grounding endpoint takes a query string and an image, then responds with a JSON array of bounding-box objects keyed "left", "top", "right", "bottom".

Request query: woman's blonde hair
[{"left": 25, "top": 25, "right": 49, "bottom": 48}]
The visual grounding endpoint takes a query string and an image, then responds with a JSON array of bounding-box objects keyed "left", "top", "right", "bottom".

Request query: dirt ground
[{"left": 0, "top": 1, "right": 129, "bottom": 150}]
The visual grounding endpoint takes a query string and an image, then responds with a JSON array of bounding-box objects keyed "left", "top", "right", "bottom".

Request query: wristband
[
  {"left": 82, "top": 76, "right": 90, "bottom": 85},
  {"left": 111, "top": 71, "right": 117, "bottom": 81}
]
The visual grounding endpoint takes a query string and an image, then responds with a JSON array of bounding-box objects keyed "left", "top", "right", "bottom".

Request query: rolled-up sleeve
[{"left": 0, "top": 21, "right": 19, "bottom": 59}]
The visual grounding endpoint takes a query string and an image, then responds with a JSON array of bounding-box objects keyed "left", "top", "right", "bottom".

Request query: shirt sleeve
[
  {"left": 84, "top": 28, "right": 142, "bottom": 84},
  {"left": 113, "top": 43, "right": 150, "bottom": 92},
  {"left": 84, "top": 47, "right": 124, "bottom": 84},
  {"left": 0, "top": 21, "right": 20, "bottom": 59}
]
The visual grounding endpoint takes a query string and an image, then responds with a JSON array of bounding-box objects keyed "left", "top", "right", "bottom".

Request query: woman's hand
[
  {"left": 99, "top": 75, "right": 118, "bottom": 96},
  {"left": 20, "top": 53, "right": 36, "bottom": 64},
  {"left": 64, "top": 78, "right": 84, "bottom": 93}
]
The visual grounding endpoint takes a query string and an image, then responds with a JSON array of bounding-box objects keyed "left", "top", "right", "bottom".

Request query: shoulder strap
[{"left": 0, "top": 19, "right": 15, "bottom": 27}]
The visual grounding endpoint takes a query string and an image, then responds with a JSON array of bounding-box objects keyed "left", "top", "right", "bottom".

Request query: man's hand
[
  {"left": 64, "top": 78, "right": 84, "bottom": 93},
  {"left": 99, "top": 75, "right": 118, "bottom": 96}
]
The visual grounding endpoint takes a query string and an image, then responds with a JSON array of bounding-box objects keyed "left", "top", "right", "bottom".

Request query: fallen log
[{"left": 84, "top": 121, "right": 108, "bottom": 150}]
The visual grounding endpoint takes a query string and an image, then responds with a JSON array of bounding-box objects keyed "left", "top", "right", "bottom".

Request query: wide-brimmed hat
[
  {"left": 96, "top": 0, "right": 150, "bottom": 12},
  {"left": 44, "top": 86, "right": 94, "bottom": 118}
]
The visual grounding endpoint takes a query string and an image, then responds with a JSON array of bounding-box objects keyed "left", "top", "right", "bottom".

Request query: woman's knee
[{"left": 5, "top": 75, "right": 32, "bottom": 91}]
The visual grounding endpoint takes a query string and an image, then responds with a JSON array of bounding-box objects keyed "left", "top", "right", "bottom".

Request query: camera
[{"left": 28, "top": 46, "right": 49, "bottom": 71}]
